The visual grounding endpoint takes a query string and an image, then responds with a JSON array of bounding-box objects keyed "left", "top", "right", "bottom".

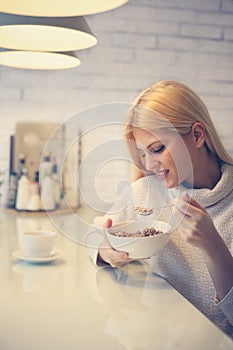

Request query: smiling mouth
[{"left": 155, "top": 170, "right": 168, "bottom": 177}]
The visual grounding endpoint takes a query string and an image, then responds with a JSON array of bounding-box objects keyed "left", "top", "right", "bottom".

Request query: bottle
[
  {"left": 8, "top": 172, "right": 17, "bottom": 208},
  {"left": 15, "top": 168, "right": 30, "bottom": 210},
  {"left": 52, "top": 160, "right": 61, "bottom": 208},
  {"left": 27, "top": 171, "right": 42, "bottom": 211},
  {"left": 41, "top": 175, "right": 56, "bottom": 211},
  {"left": 40, "top": 152, "right": 55, "bottom": 211},
  {"left": 40, "top": 151, "right": 52, "bottom": 190},
  {"left": 29, "top": 171, "right": 40, "bottom": 195},
  {"left": 17, "top": 153, "right": 26, "bottom": 180}
]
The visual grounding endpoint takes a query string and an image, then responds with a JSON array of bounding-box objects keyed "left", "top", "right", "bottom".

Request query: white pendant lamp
[
  {"left": 0, "top": 49, "right": 81, "bottom": 70},
  {"left": 0, "top": 0, "right": 130, "bottom": 17},
  {"left": 0, "top": 13, "right": 97, "bottom": 52}
]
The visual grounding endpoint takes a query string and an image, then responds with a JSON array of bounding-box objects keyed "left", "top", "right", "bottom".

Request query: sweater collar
[{"left": 169, "top": 164, "right": 233, "bottom": 208}]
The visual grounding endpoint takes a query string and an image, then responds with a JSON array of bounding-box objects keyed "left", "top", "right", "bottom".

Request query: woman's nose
[{"left": 145, "top": 153, "right": 160, "bottom": 172}]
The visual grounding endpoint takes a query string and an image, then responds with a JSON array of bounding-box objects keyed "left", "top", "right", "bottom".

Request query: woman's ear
[{"left": 191, "top": 122, "right": 206, "bottom": 149}]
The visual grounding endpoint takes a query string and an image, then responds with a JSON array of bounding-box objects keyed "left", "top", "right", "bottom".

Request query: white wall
[{"left": 0, "top": 0, "right": 233, "bottom": 205}]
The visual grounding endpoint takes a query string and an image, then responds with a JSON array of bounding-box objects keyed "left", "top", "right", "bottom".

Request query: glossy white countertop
[{"left": 0, "top": 211, "right": 232, "bottom": 350}]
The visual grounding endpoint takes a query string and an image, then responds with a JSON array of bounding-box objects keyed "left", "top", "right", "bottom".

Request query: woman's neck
[{"left": 193, "top": 151, "right": 222, "bottom": 190}]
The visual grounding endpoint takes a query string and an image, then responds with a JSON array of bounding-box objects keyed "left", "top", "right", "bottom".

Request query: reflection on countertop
[{"left": 0, "top": 212, "right": 232, "bottom": 350}]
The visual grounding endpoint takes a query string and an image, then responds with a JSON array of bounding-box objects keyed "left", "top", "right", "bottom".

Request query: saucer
[{"left": 12, "top": 248, "right": 64, "bottom": 264}]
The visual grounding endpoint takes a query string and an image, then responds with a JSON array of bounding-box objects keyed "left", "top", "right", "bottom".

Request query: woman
[{"left": 86, "top": 80, "right": 233, "bottom": 337}]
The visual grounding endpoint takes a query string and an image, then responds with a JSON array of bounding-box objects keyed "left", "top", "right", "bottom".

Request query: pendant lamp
[
  {"left": 0, "top": 13, "right": 97, "bottom": 52},
  {"left": 0, "top": 0, "right": 130, "bottom": 17},
  {"left": 0, "top": 48, "right": 81, "bottom": 70}
]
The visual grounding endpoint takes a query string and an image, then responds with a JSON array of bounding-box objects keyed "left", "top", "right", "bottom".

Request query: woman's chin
[{"left": 163, "top": 178, "right": 179, "bottom": 189}]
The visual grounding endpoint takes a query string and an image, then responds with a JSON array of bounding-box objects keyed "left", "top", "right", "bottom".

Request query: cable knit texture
[{"left": 86, "top": 163, "right": 233, "bottom": 338}]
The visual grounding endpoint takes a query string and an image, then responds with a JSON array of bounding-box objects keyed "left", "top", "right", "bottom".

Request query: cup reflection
[{"left": 12, "top": 263, "right": 62, "bottom": 294}]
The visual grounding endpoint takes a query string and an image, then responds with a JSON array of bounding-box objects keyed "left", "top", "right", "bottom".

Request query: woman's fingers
[
  {"left": 173, "top": 197, "right": 191, "bottom": 218},
  {"left": 108, "top": 248, "right": 136, "bottom": 267},
  {"left": 173, "top": 192, "right": 206, "bottom": 219},
  {"left": 182, "top": 191, "right": 207, "bottom": 212},
  {"left": 106, "top": 248, "right": 132, "bottom": 268},
  {"left": 99, "top": 238, "right": 132, "bottom": 268},
  {"left": 103, "top": 218, "right": 112, "bottom": 229}
]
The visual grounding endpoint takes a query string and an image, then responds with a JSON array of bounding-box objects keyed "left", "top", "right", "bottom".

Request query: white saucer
[{"left": 12, "top": 248, "right": 64, "bottom": 264}]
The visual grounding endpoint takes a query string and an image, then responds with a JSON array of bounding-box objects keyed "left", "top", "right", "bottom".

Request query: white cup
[{"left": 23, "top": 230, "right": 57, "bottom": 258}]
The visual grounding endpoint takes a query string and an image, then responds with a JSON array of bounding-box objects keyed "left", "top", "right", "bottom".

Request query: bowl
[{"left": 106, "top": 217, "right": 172, "bottom": 259}]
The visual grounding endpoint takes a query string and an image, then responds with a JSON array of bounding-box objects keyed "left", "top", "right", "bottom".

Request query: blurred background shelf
[{"left": 3, "top": 207, "right": 77, "bottom": 217}]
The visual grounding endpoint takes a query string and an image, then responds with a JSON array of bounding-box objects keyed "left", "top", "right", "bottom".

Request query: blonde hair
[{"left": 125, "top": 80, "right": 233, "bottom": 173}]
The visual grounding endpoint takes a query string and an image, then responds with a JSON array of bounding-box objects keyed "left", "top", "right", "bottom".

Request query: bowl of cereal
[{"left": 106, "top": 216, "right": 172, "bottom": 259}]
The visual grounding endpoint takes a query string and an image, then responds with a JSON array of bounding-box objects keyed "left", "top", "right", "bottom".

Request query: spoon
[
  {"left": 135, "top": 206, "right": 154, "bottom": 216},
  {"left": 135, "top": 204, "right": 173, "bottom": 216}
]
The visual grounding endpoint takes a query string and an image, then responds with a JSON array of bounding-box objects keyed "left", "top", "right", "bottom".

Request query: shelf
[{"left": 3, "top": 207, "right": 77, "bottom": 217}]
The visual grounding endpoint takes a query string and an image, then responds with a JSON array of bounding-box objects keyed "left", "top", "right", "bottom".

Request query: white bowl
[{"left": 106, "top": 218, "right": 172, "bottom": 259}]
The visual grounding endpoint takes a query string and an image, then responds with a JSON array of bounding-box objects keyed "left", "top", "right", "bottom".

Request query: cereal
[
  {"left": 135, "top": 206, "right": 153, "bottom": 215},
  {"left": 110, "top": 227, "right": 163, "bottom": 238}
]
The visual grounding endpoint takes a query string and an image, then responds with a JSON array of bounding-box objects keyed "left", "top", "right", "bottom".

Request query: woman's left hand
[{"left": 173, "top": 191, "right": 219, "bottom": 252}]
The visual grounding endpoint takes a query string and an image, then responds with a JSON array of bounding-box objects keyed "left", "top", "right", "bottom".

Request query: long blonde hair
[{"left": 124, "top": 80, "right": 233, "bottom": 175}]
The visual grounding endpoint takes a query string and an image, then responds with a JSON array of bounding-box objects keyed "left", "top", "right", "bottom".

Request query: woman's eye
[{"left": 151, "top": 145, "right": 165, "bottom": 154}]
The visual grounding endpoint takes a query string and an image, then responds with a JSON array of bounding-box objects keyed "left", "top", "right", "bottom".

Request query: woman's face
[{"left": 132, "top": 127, "right": 194, "bottom": 188}]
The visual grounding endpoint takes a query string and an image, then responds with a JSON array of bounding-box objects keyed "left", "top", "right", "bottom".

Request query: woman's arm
[{"left": 174, "top": 192, "right": 233, "bottom": 301}]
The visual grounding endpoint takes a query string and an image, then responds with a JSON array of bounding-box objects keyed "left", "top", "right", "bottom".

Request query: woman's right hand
[{"left": 98, "top": 218, "right": 134, "bottom": 268}]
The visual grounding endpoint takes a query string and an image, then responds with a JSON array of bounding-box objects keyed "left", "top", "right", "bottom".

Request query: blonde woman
[{"left": 86, "top": 80, "right": 233, "bottom": 337}]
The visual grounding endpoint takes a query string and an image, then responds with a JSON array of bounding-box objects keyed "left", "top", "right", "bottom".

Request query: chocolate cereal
[{"left": 111, "top": 227, "right": 163, "bottom": 238}]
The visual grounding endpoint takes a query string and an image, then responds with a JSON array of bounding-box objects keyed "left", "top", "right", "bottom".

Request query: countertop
[{"left": 0, "top": 210, "right": 232, "bottom": 350}]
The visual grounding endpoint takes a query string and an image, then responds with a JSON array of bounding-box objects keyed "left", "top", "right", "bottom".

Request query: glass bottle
[
  {"left": 52, "top": 161, "right": 61, "bottom": 208},
  {"left": 17, "top": 153, "right": 26, "bottom": 180},
  {"left": 15, "top": 168, "right": 30, "bottom": 210},
  {"left": 8, "top": 172, "right": 17, "bottom": 208}
]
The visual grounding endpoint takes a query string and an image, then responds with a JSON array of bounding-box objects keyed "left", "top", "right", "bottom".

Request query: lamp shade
[
  {"left": 0, "top": 0, "right": 130, "bottom": 17},
  {"left": 0, "top": 13, "right": 97, "bottom": 52},
  {"left": 0, "top": 49, "right": 81, "bottom": 70}
]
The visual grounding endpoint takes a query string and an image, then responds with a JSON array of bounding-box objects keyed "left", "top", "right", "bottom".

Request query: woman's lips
[{"left": 155, "top": 169, "right": 169, "bottom": 180}]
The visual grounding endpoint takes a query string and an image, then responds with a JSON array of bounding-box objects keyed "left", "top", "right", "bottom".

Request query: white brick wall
[{"left": 0, "top": 0, "right": 233, "bottom": 206}]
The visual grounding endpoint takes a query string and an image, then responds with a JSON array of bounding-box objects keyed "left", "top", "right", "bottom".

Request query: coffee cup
[{"left": 23, "top": 230, "right": 57, "bottom": 258}]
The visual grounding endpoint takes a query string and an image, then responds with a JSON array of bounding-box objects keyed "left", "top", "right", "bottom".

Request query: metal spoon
[
  {"left": 134, "top": 206, "right": 154, "bottom": 216},
  {"left": 135, "top": 204, "right": 173, "bottom": 216}
]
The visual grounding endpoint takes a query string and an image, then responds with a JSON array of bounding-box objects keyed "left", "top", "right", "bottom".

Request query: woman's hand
[
  {"left": 173, "top": 191, "right": 220, "bottom": 251},
  {"left": 98, "top": 218, "right": 135, "bottom": 268},
  {"left": 174, "top": 192, "right": 233, "bottom": 300}
]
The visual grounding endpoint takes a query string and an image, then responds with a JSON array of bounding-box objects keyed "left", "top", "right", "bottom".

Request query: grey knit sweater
[{"left": 86, "top": 163, "right": 233, "bottom": 338}]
